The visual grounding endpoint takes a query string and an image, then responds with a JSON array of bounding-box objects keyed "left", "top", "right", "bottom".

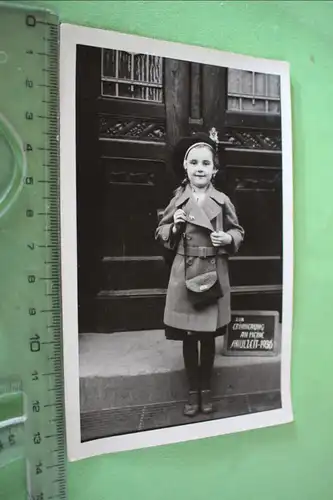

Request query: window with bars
[
  {"left": 101, "top": 49, "right": 164, "bottom": 102},
  {"left": 227, "top": 69, "right": 281, "bottom": 114}
]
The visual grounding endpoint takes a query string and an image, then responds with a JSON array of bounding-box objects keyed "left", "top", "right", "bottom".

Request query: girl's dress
[{"left": 155, "top": 183, "right": 244, "bottom": 341}]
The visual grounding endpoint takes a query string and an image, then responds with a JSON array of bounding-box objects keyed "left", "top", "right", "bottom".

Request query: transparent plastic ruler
[{"left": 0, "top": 3, "right": 66, "bottom": 499}]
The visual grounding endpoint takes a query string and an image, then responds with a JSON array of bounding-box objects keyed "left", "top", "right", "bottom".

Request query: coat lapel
[
  {"left": 186, "top": 196, "right": 214, "bottom": 232},
  {"left": 202, "top": 186, "right": 226, "bottom": 225},
  {"left": 175, "top": 185, "right": 191, "bottom": 208},
  {"left": 175, "top": 184, "right": 226, "bottom": 232}
]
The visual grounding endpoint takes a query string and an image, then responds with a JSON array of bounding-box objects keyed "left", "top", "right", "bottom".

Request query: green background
[{"left": 2, "top": 1, "right": 333, "bottom": 499}]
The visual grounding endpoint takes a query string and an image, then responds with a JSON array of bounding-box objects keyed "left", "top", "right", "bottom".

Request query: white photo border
[{"left": 60, "top": 23, "right": 294, "bottom": 461}]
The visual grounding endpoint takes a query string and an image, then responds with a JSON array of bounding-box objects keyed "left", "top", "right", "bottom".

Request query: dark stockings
[
  {"left": 182, "top": 338, "right": 199, "bottom": 391},
  {"left": 200, "top": 337, "right": 216, "bottom": 390},
  {"left": 183, "top": 337, "right": 216, "bottom": 391}
]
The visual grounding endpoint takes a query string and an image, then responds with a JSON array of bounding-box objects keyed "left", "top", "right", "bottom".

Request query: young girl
[{"left": 155, "top": 133, "right": 244, "bottom": 417}]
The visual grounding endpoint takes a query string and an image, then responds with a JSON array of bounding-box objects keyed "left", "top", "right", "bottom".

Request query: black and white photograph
[{"left": 60, "top": 24, "right": 293, "bottom": 460}]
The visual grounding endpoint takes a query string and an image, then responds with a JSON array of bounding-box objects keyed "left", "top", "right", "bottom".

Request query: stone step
[
  {"left": 79, "top": 328, "right": 281, "bottom": 412},
  {"left": 81, "top": 390, "right": 281, "bottom": 442}
]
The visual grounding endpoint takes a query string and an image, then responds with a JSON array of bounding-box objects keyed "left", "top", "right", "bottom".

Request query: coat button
[{"left": 210, "top": 258, "right": 215, "bottom": 264}]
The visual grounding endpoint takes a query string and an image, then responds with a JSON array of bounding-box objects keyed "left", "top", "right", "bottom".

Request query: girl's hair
[
  {"left": 173, "top": 142, "right": 219, "bottom": 198},
  {"left": 173, "top": 176, "right": 189, "bottom": 198}
]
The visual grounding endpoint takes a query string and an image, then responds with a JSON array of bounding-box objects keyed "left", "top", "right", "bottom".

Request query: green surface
[
  {"left": 0, "top": 393, "right": 23, "bottom": 421},
  {"left": 2, "top": 1, "right": 333, "bottom": 499},
  {"left": 0, "top": 4, "right": 62, "bottom": 499}
]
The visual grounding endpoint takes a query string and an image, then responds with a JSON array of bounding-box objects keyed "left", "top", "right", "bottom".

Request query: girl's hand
[
  {"left": 172, "top": 209, "right": 187, "bottom": 233},
  {"left": 210, "top": 231, "right": 233, "bottom": 247}
]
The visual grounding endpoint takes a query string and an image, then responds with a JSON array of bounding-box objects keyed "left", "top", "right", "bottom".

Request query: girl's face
[{"left": 184, "top": 145, "right": 216, "bottom": 189}]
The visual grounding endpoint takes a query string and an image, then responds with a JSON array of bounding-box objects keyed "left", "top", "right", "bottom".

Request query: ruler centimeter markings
[{"left": 0, "top": 4, "right": 66, "bottom": 500}]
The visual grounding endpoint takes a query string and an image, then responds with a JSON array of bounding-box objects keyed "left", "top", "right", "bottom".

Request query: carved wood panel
[
  {"left": 224, "top": 130, "right": 281, "bottom": 151},
  {"left": 99, "top": 115, "right": 166, "bottom": 141}
]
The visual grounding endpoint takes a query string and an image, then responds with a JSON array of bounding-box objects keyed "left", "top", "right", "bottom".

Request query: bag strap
[
  {"left": 216, "top": 209, "right": 223, "bottom": 232},
  {"left": 183, "top": 222, "right": 188, "bottom": 280}
]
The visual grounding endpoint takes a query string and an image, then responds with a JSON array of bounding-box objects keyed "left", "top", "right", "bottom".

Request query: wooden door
[
  {"left": 76, "top": 46, "right": 282, "bottom": 333},
  {"left": 76, "top": 47, "right": 228, "bottom": 333},
  {"left": 221, "top": 69, "right": 283, "bottom": 317}
]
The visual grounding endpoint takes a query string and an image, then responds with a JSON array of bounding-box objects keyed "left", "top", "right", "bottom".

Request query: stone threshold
[{"left": 81, "top": 389, "right": 281, "bottom": 442}]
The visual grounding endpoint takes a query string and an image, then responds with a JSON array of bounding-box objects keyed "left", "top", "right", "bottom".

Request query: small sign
[{"left": 223, "top": 310, "right": 279, "bottom": 357}]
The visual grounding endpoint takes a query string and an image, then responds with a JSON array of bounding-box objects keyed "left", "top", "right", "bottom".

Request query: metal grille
[
  {"left": 228, "top": 69, "right": 281, "bottom": 114},
  {"left": 101, "top": 49, "right": 163, "bottom": 102}
]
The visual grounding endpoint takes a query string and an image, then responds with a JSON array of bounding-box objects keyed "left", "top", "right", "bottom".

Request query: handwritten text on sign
[{"left": 225, "top": 312, "right": 278, "bottom": 356}]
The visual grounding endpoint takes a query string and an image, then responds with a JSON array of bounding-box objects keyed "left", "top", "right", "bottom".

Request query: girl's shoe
[
  {"left": 200, "top": 389, "right": 214, "bottom": 414},
  {"left": 183, "top": 391, "right": 200, "bottom": 417}
]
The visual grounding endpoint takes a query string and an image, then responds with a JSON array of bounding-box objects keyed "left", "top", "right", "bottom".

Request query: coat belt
[{"left": 177, "top": 245, "right": 227, "bottom": 258}]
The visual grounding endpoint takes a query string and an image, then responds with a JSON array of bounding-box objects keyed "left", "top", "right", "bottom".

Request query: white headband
[{"left": 184, "top": 142, "right": 215, "bottom": 160}]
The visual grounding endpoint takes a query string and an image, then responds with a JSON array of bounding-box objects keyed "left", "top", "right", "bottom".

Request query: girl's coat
[{"left": 156, "top": 184, "right": 244, "bottom": 333}]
